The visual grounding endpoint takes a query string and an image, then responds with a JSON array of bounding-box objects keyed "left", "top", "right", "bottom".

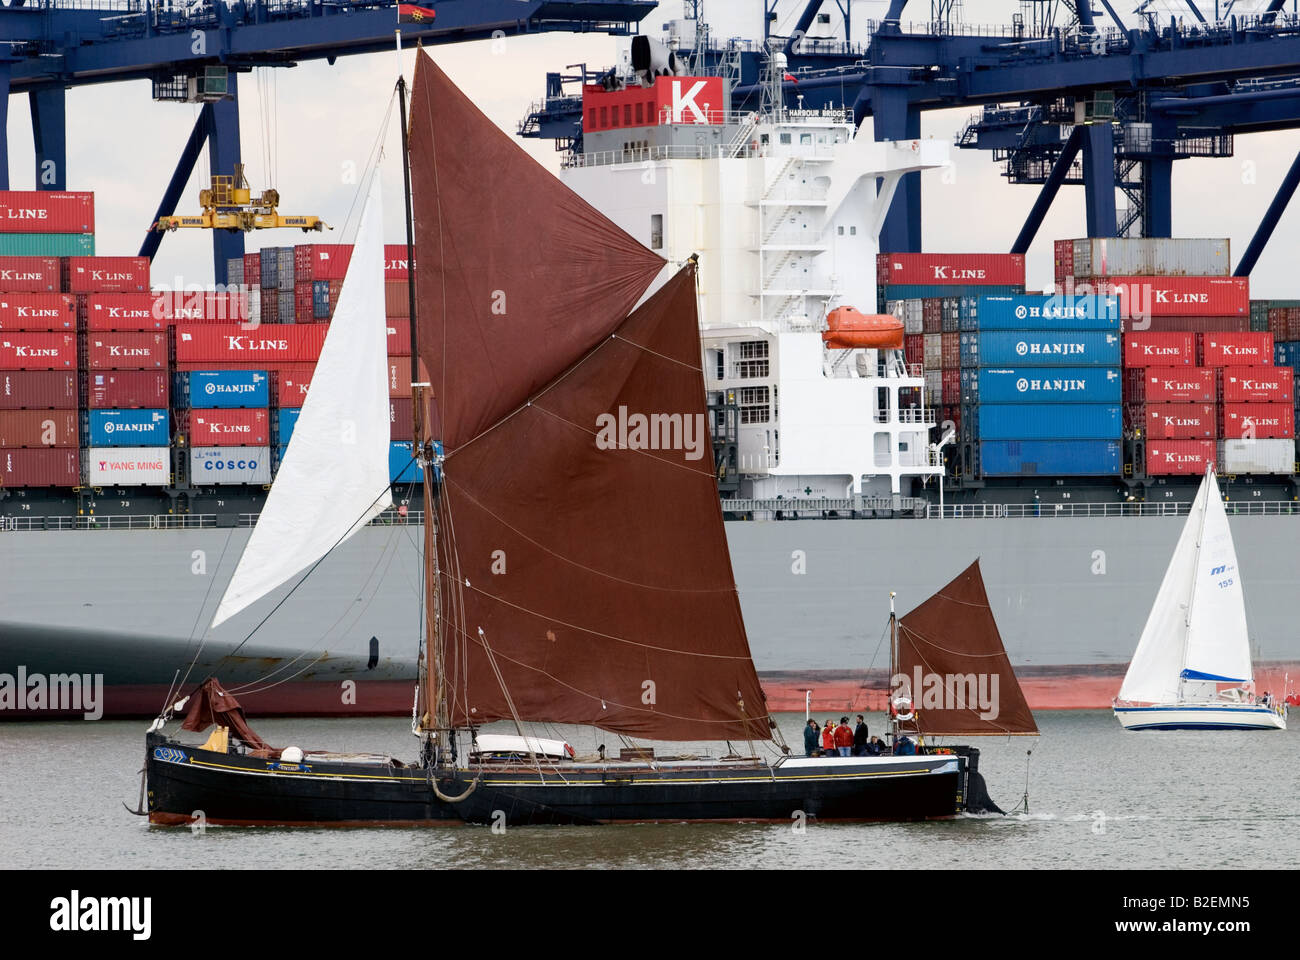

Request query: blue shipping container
[
  {"left": 969, "top": 331, "right": 1122, "bottom": 367},
  {"left": 1275, "top": 341, "right": 1300, "bottom": 367},
  {"left": 180, "top": 370, "right": 270, "bottom": 409},
  {"left": 960, "top": 367, "right": 979, "bottom": 403},
  {"left": 977, "top": 367, "right": 1122, "bottom": 404},
  {"left": 977, "top": 295, "right": 1120, "bottom": 330},
  {"left": 87, "top": 409, "right": 170, "bottom": 447},
  {"left": 978, "top": 440, "right": 1121, "bottom": 477},
  {"left": 259, "top": 247, "right": 278, "bottom": 288},
  {"left": 278, "top": 407, "right": 301, "bottom": 444},
  {"left": 958, "top": 296, "right": 980, "bottom": 332},
  {"left": 971, "top": 403, "right": 1122, "bottom": 440},
  {"left": 879, "top": 283, "right": 1024, "bottom": 302}
]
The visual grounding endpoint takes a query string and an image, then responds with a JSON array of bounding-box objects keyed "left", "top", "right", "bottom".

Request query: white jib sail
[
  {"left": 1182, "top": 471, "right": 1252, "bottom": 685},
  {"left": 1117, "top": 471, "right": 1206, "bottom": 704},
  {"left": 210, "top": 174, "right": 395, "bottom": 629}
]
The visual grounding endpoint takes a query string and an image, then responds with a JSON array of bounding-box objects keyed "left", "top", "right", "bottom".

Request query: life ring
[{"left": 892, "top": 696, "right": 915, "bottom": 722}]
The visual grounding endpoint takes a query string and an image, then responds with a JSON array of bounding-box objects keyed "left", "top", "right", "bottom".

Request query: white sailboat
[{"left": 1114, "top": 467, "right": 1287, "bottom": 730}]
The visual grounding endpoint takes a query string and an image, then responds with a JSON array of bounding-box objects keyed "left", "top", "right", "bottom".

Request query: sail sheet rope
[{"left": 897, "top": 622, "right": 1012, "bottom": 660}]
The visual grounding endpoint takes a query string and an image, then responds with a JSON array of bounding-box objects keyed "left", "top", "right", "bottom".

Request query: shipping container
[
  {"left": 0, "top": 256, "right": 60, "bottom": 293},
  {"left": 386, "top": 322, "right": 412, "bottom": 357},
  {"left": 295, "top": 281, "right": 314, "bottom": 322},
  {"left": 940, "top": 297, "right": 960, "bottom": 333},
  {"left": 959, "top": 367, "right": 978, "bottom": 404},
  {"left": 190, "top": 446, "right": 272, "bottom": 484},
  {"left": 941, "top": 368, "right": 960, "bottom": 404},
  {"left": 978, "top": 439, "right": 1121, "bottom": 477},
  {"left": 1275, "top": 341, "right": 1300, "bottom": 367},
  {"left": 1053, "top": 239, "right": 1073, "bottom": 285},
  {"left": 176, "top": 370, "right": 270, "bottom": 409},
  {"left": 879, "top": 283, "right": 1024, "bottom": 302},
  {"left": 1140, "top": 403, "right": 1217, "bottom": 439},
  {"left": 0, "top": 409, "right": 78, "bottom": 447},
  {"left": 0, "top": 234, "right": 93, "bottom": 257},
  {"left": 86, "top": 409, "right": 170, "bottom": 447},
  {"left": 1218, "top": 438, "right": 1295, "bottom": 475},
  {"left": 0, "top": 293, "right": 76, "bottom": 331},
  {"left": 921, "top": 298, "right": 942, "bottom": 334},
  {"left": 259, "top": 287, "right": 279, "bottom": 324},
  {"left": 2, "top": 447, "right": 80, "bottom": 486},
  {"left": 226, "top": 258, "right": 244, "bottom": 287},
  {"left": 385, "top": 280, "right": 410, "bottom": 318},
  {"left": 275, "top": 364, "right": 316, "bottom": 406},
  {"left": 877, "top": 253, "right": 1026, "bottom": 287},
  {"left": 977, "top": 366, "right": 1122, "bottom": 404},
  {"left": 969, "top": 403, "right": 1121, "bottom": 440},
  {"left": 277, "top": 407, "right": 301, "bottom": 443},
  {"left": 297, "top": 243, "right": 352, "bottom": 281},
  {"left": 1220, "top": 365, "right": 1293, "bottom": 404},
  {"left": 924, "top": 369, "right": 942, "bottom": 405},
  {"left": 174, "top": 324, "right": 327, "bottom": 364},
  {"left": 82, "top": 293, "right": 165, "bottom": 331},
  {"left": 923, "top": 333, "right": 942, "bottom": 369},
  {"left": 259, "top": 247, "right": 279, "bottom": 288},
  {"left": 155, "top": 290, "right": 249, "bottom": 324},
  {"left": 63, "top": 256, "right": 149, "bottom": 294},
  {"left": 0, "top": 332, "right": 76, "bottom": 369},
  {"left": 957, "top": 296, "right": 980, "bottom": 332},
  {"left": 1139, "top": 366, "right": 1216, "bottom": 403},
  {"left": 0, "top": 191, "right": 94, "bottom": 234},
  {"left": 243, "top": 252, "right": 260, "bottom": 285},
  {"left": 390, "top": 441, "right": 425, "bottom": 483},
  {"left": 1093, "top": 276, "right": 1249, "bottom": 318},
  {"left": 903, "top": 333, "right": 923, "bottom": 368},
  {"left": 1126, "top": 315, "right": 1250, "bottom": 334},
  {"left": 278, "top": 289, "right": 295, "bottom": 324},
  {"left": 1200, "top": 332, "right": 1274, "bottom": 367},
  {"left": 85, "top": 332, "right": 167, "bottom": 370},
  {"left": 968, "top": 330, "right": 1121, "bottom": 367},
  {"left": 86, "top": 371, "right": 168, "bottom": 409},
  {"left": 1068, "top": 238, "right": 1230, "bottom": 279},
  {"left": 1123, "top": 332, "right": 1195, "bottom": 368},
  {"left": 389, "top": 398, "right": 414, "bottom": 441},
  {"left": 385, "top": 244, "right": 412, "bottom": 280},
  {"left": 85, "top": 446, "right": 169, "bottom": 486},
  {"left": 185, "top": 408, "right": 269, "bottom": 446},
  {"left": 940, "top": 331, "right": 959, "bottom": 370},
  {"left": 0, "top": 370, "right": 77, "bottom": 409},
  {"left": 1146, "top": 439, "right": 1216, "bottom": 476},
  {"left": 277, "top": 256, "right": 295, "bottom": 291},
  {"left": 976, "top": 294, "right": 1120, "bottom": 330},
  {"left": 1220, "top": 403, "right": 1294, "bottom": 439}
]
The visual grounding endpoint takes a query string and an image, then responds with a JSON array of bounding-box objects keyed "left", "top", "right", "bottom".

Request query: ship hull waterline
[
  {"left": 143, "top": 734, "right": 981, "bottom": 826},
  {"left": 1113, "top": 703, "right": 1287, "bottom": 731}
]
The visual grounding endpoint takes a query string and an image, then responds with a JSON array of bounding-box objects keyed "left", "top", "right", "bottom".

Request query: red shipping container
[
  {"left": 1220, "top": 365, "right": 1293, "bottom": 404},
  {"left": 1098, "top": 276, "right": 1249, "bottom": 317},
  {"left": 876, "top": 253, "right": 1025, "bottom": 286},
  {"left": 386, "top": 322, "right": 412, "bottom": 357},
  {"left": 941, "top": 368, "right": 960, "bottom": 404},
  {"left": 922, "top": 298, "right": 942, "bottom": 334},
  {"left": 0, "top": 256, "right": 60, "bottom": 293},
  {"left": 175, "top": 324, "right": 327, "bottom": 364},
  {"left": 0, "top": 370, "right": 77, "bottom": 409},
  {"left": 1146, "top": 439, "right": 1216, "bottom": 476},
  {"left": 156, "top": 290, "right": 249, "bottom": 324},
  {"left": 903, "top": 334, "right": 924, "bottom": 367},
  {"left": 386, "top": 357, "right": 430, "bottom": 399},
  {"left": 940, "top": 332, "right": 959, "bottom": 369},
  {"left": 63, "top": 256, "right": 150, "bottom": 294},
  {"left": 0, "top": 332, "right": 76, "bottom": 369},
  {"left": 1142, "top": 403, "right": 1217, "bottom": 439},
  {"left": 1053, "top": 239, "right": 1072, "bottom": 285},
  {"left": 1128, "top": 315, "right": 1249, "bottom": 334},
  {"left": 1124, "top": 332, "right": 1195, "bottom": 368},
  {"left": 385, "top": 280, "right": 410, "bottom": 318},
  {"left": 1123, "top": 368, "right": 1146, "bottom": 404},
  {"left": 0, "top": 293, "right": 76, "bottom": 331},
  {"left": 1, "top": 447, "right": 80, "bottom": 486},
  {"left": 83, "top": 294, "right": 164, "bottom": 331},
  {"left": 243, "top": 252, "right": 260, "bottom": 282},
  {"left": 86, "top": 370, "right": 168, "bottom": 408},
  {"left": 1142, "top": 366, "right": 1216, "bottom": 403},
  {"left": 384, "top": 244, "right": 413, "bottom": 281},
  {"left": 1267, "top": 308, "right": 1293, "bottom": 340},
  {"left": 294, "top": 281, "right": 314, "bottom": 322},
  {"left": 309, "top": 244, "right": 354, "bottom": 281},
  {"left": 1220, "top": 403, "right": 1294, "bottom": 439},
  {"left": 0, "top": 191, "right": 94, "bottom": 233},
  {"left": 389, "top": 398, "right": 414, "bottom": 441},
  {"left": 86, "top": 332, "right": 167, "bottom": 370},
  {"left": 0, "top": 409, "right": 79, "bottom": 447},
  {"left": 186, "top": 408, "right": 270, "bottom": 446},
  {"left": 273, "top": 364, "right": 316, "bottom": 406},
  {"left": 1200, "top": 332, "right": 1274, "bottom": 367}
]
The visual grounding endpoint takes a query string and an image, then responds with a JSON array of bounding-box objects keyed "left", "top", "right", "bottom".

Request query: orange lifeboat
[{"left": 821, "top": 305, "right": 904, "bottom": 350}]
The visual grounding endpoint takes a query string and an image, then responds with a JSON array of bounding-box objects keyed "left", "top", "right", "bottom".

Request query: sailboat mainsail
[
  {"left": 409, "top": 51, "right": 770, "bottom": 742},
  {"left": 210, "top": 174, "right": 393, "bottom": 628}
]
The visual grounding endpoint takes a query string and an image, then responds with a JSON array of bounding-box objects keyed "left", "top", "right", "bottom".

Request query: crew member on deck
[
  {"left": 834, "top": 717, "right": 854, "bottom": 757},
  {"left": 822, "top": 719, "right": 836, "bottom": 756},
  {"left": 804, "top": 719, "right": 821, "bottom": 757},
  {"left": 853, "top": 715, "right": 870, "bottom": 756}
]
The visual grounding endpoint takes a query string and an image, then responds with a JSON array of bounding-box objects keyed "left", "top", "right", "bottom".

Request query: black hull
[{"left": 144, "top": 734, "right": 983, "bottom": 826}]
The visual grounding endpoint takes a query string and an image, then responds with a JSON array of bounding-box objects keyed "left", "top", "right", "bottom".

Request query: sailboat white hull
[{"left": 1114, "top": 703, "right": 1287, "bottom": 731}]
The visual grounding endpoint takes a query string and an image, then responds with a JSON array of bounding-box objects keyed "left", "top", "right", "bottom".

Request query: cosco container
[
  {"left": 969, "top": 403, "right": 1121, "bottom": 440},
  {"left": 86, "top": 371, "right": 167, "bottom": 409},
  {"left": 85, "top": 332, "right": 167, "bottom": 370},
  {"left": 977, "top": 439, "right": 1121, "bottom": 477},
  {"left": 877, "top": 253, "right": 1026, "bottom": 287},
  {"left": 1146, "top": 439, "right": 1216, "bottom": 475},
  {"left": 1140, "top": 404, "right": 1217, "bottom": 439},
  {"left": 177, "top": 370, "right": 270, "bottom": 409},
  {"left": 190, "top": 446, "right": 272, "bottom": 484},
  {"left": 0, "top": 293, "right": 76, "bottom": 331},
  {"left": 0, "top": 371, "right": 77, "bottom": 409},
  {"left": 977, "top": 366, "right": 1122, "bottom": 403},
  {"left": 1220, "top": 366, "right": 1293, "bottom": 404},
  {"left": 185, "top": 408, "right": 269, "bottom": 446},
  {"left": 0, "top": 256, "right": 60, "bottom": 293},
  {"left": 1138, "top": 366, "right": 1216, "bottom": 403},
  {"left": 0, "top": 409, "right": 78, "bottom": 447},
  {"left": 86, "top": 409, "right": 170, "bottom": 447},
  {"left": 86, "top": 447, "right": 170, "bottom": 486},
  {"left": 0, "top": 191, "right": 94, "bottom": 233},
  {"left": 0, "top": 332, "right": 76, "bottom": 369},
  {"left": 1218, "top": 438, "right": 1295, "bottom": 474},
  {"left": 976, "top": 294, "right": 1120, "bottom": 330},
  {"left": 1220, "top": 403, "right": 1294, "bottom": 439},
  {"left": 0, "top": 234, "right": 93, "bottom": 257},
  {"left": 1200, "top": 333, "right": 1274, "bottom": 367},
  {"left": 62, "top": 256, "right": 149, "bottom": 294},
  {"left": 1123, "top": 332, "right": 1195, "bottom": 368},
  {"left": 1068, "top": 238, "right": 1230, "bottom": 279},
  {"left": 968, "top": 331, "right": 1121, "bottom": 367},
  {"left": 2, "top": 448, "right": 80, "bottom": 486},
  {"left": 175, "top": 325, "right": 327, "bottom": 364}
]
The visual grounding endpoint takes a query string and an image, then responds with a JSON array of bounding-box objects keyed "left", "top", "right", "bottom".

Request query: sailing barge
[{"left": 142, "top": 51, "right": 1032, "bottom": 827}]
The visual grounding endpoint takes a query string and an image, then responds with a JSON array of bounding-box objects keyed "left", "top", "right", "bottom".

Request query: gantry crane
[{"left": 153, "top": 164, "right": 329, "bottom": 235}]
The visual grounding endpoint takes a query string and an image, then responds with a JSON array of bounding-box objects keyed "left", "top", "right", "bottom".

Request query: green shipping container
[{"left": 0, "top": 233, "right": 94, "bottom": 256}]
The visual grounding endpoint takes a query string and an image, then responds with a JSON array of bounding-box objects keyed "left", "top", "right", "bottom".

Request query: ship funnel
[{"left": 631, "top": 35, "right": 686, "bottom": 87}]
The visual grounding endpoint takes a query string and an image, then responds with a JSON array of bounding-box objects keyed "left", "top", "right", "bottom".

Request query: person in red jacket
[
  {"left": 834, "top": 717, "right": 855, "bottom": 757},
  {"left": 821, "top": 719, "right": 836, "bottom": 756}
]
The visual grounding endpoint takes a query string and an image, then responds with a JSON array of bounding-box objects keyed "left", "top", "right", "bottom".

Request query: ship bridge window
[
  {"left": 732, "top": 341, "right": 770, "bottom": 379},
  {"left": 800, "top": 134, "right": 812, "bottom": 145},
  {"left": 624, "top": 104, "right": 632, "bottom": 126},
  {"left": 636, "top": 102, "right": 644, "bottom": 124},
  {"left": 650, "top": 214, "right": 663, "bottom": 250},
  {"left": 780, "top": 133, "right": 792, "bottom": 145},
  {"left": 739, "top": 386, "right": 770, "bottom": 424}
]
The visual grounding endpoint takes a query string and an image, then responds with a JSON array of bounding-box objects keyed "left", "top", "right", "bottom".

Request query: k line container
[
  {"left": 185, "top": 408, "right": 269, "bottom": 446},
  {"left": 978, "top": 439, "right": 1121, "bottom": 477},
  {"left": 1068, "top": 238, "right": 1231, "bottom": 279},
  {"left": 0, "top": 191, "right": 94, "bottom": 233},
  {"left": 177, "top": 370, "right": 270, "bottom": 409},
  {"left": 85, "top": 332, "right": 167, "bottom": 370},
  {"left": 0, "top": 294, "right": 76, "bottom": 331},
  {"left": 0, "top": 256, "right": 60, "bottom": 293},
  {"left": 1140, "top": 403, "right": 1217, "bottom": 439},
  {"left": 2, "top": 447, "right": 80, "bottom": 486},
  {"left": 155, "top": 291, "right": 249, "bottom": 324},
  {"left": 1095, "top": 276, "right": 1249, "bottom": 318},
  {"left": 1200, "top": 333, "right": 1274, "bottom": 367},
  {"left": 1125, "top": 316, "right": 1250, "bottom": 334},
  {"left": 1123, "top": 332, "right": 1195, "bottom": 368},
  {"left": 1219, "top": 438, "right": 1295, "bottom": 474},
  {"left": 1146, "top": 439, "right": 1216, "bottom": 475},
  {"left": 86, "top": 409, "right": 170, "bottom": 447},
  {"left": 0, "top": 332, "right": 76, "bottom": 369},
  {"left": 63, "top": 256, "right": 150, "bottom": 294},
  {"left": 1220, "top": 366, "right": 1293, "bottom": 404},
  {"left": 174, "top": 325, "right": 327, "bottom": 364},
  {"left": 1220, "top": 403, "right": 1294, "bottom": 439},
  {"left": 977, "top": 366, "right": 1122, "bottom": 403},
  {"left": 190, "top": 446, "right": 272, "bottom": 484},
  {"left": 0, "top": 371, "right": 77, "bottom": 409},
  {"left": 86, "top": 371, "right": 168, "bottom": 408},
  {"left": 0, "top": 409, "right": 78, "bottom": 447},
  {"left": 1136, "top": 366, "right": 1216, "bottom": 403},
  {"left": 274, "top": 364, "right": 315, "bottom": 406},
  {"left": 0, "top": 234, "right": 93, "bottom": 257},
  {"left": 966, "top": 331, "right": 1121, "bottom": 367},
  {"left": 82, "top": 294, "right": 165, "bottom": 331},
  {"left": 86, "top": 447, "right": 170, "bottom": 486},
  {"left": 970, "top": 403, "right": 1122, "bottom": 440},
  {"left": 384, "top": 244, "right": 413, "bottom": 280},
  {"left": 975, "top": 294, "right": 1120, "bottom": 330},
  {"left": 877, "top": 253, "right": 1026, "bottom": 287}
]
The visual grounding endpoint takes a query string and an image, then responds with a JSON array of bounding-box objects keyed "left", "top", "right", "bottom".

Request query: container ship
[{"left": 4, "top": 59, "right": 1300, "bottom": 718}]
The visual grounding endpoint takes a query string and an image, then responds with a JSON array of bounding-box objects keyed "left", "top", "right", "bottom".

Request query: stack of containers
[
  {"left": 959, "top": 294, "right": 1122, "bottom": 476},
  {"left": 175, "top": 369, "right": 272, "bottom": 486},
  {"left": 0, "top": 191, "right": 94, "bottom": 257},
  {"left": 1205, "top": 332, "right": 1293, "bottom": 474}
]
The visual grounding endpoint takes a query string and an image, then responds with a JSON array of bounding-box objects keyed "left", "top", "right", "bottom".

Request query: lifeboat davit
[{"left": 821, "top": 305, "right": 904, "bottom": 350}]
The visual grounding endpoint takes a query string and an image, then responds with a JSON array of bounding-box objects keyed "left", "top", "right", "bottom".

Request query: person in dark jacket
[
  {"left": 803, "top": 719, "right": 821, "bottom": 757},
  {"left": 852, "top": 715, "right": 869, "bottom": 756},
  {"left": 894, "top": 735, "right": 916, "bottom": 756},
  {"left": 867, "top": 735, "right": 885, "bottom": 756}
]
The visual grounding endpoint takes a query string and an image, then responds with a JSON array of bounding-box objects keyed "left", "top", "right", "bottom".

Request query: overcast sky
[{"left": 10, "top": 0, "right": 1299, "bottom": 297}]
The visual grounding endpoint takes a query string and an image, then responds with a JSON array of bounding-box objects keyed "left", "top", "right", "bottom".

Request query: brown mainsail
[
  {"left": 409, "top": 51, "right": 770, "bottom": 742},
  {"left": 895, "top": 559, "right": 1038, "bottom": 736}
]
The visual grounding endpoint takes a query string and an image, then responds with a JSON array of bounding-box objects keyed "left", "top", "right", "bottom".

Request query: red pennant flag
[
  {"left": 398, "top": 3, "right": 436, "bottom": 23},
  {"left": 783, "top": 72, "right": 798, "bottom": 84}
]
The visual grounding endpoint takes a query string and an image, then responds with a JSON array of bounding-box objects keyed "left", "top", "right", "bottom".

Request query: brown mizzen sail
[
  {"left": 408, "top": 51, "right": 770, "bottom": 742},
  {"left": 895, "top": 560, "right": 1038, "bottom": 736}
]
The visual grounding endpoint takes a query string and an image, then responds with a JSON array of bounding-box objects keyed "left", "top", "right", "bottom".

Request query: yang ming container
[
  {"left": 0, "top": 409, "right": 78, "bottom": 447},
  {"left": 977, "top": 367, "right": 1121, "bottom": 404},
  {"left": 2, "top": 448, "right": 80, "bottom": 486},
  {"left": 977, "top": 439, "right": 1120, "bottom": 476},
  {"left": 976, "top": 295, "right": 1120, "bottom": 330},
  {"left": 86, "top": 409, "right": 170, "bottom": 447},
  {"left": 190, "top": 446, "right": 272, "bottom": 485},
  {"left": 85, "top": 447, "right": 170, "bottom": 486},
  {"left": 0, "top": 371, "right": 77, "bottom": 409},
  {"left": 177, "top": 370, "right": 270, "bottom": 409},
  {"left": 969, "top": 331, "right": 1121, "bottom": 367},
  {"left": 969, "top": 403, "right": 1121, "bottom": 440}
]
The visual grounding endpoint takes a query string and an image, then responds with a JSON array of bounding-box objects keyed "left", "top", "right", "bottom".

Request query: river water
[{"left": 2, "top": 709, "right": 1295, "bottom": 869}]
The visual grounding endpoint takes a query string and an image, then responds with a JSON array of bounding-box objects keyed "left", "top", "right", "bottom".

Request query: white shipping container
[
  {"left": 1217, "top": 438, "right": 1294, "bottom": 475},
  {"left": 897, "top": 299, "right": 923, "bottom": 334},
  {"left": 190, "top": 446, "right": 272, "bottom": 484},
  {"left": 924, "top": 369, "right": 942, "bottom": 405},
  {"left": 1071, "top": 238, "right": 1231, "bottom": 278},
  {"left": 85, "top": 446, "right": 170, "bottom": 486},
  {"left": 923, "top": 333, "right": 943, "bottom": 369}
]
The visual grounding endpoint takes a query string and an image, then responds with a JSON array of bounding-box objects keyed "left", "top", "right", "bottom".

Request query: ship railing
[
  {"left": 0, "top": 509, "right": 427, "bottom": 532},
  {"left": 925, "top": 501, "right": 1300, "bottom": 519},
  {"left": 722, "top": 496, "right": 926, "bottom": 518}
]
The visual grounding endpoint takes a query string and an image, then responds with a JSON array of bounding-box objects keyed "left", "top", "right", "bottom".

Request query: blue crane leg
[
  {"left": 1011, "top": 126, "right": 1084, "bottom": 254},
  {"left": 207, "top": 72, "right": 245, "bottom": 287},
  {"left": 29, "top": 87, "right": 66, "bottom": 190},
  {"left": 0, "top": 64, "right": 9, "bottom": 191},
  {"left": 140, "top": 107, "right": 211, "bottom": 263},
  {"left": 871, "top": 87, "right": 921, "bottom": 253},
  {"left": 1082, "top": 123, "right": 1117, "bottom": 238},
  {"left": 1234, "top": 148, "right": 1300, "bottom": 276}
]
